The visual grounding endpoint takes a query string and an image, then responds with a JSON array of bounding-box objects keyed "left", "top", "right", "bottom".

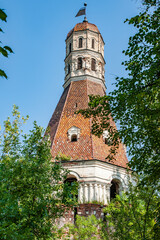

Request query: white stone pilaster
[
  {"left": 99, "top": 184, "right": 102, "bottom": 203},
  {"left": 78, "top": 183, "right": 83, "bottom": 203},
  {"left": 102, "top": 184, "right": 106, "bottom": 204},
  {"left": 106, "top": 184, "right": 112, "bottom": 204},
  {"left": 84, "top": 184, "right": 88, "bottom": 202},
  {"left": 89, "top": 183, "right": 94, "bottom": 202},
  {"left": 94, "top": 183, "right": 98, "bottom": 201}
]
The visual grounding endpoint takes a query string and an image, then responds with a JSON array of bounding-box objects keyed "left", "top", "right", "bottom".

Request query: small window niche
[
  {"left": 68, "top": 126, "right": 80, "bottom": 142},
  {"left": 79, "top": 37, "right": 83, "bottom": 48},
  {"left": 69, "top": 43, "right": 72, "bottom": 54},
  {"left": 92, "top": 39, "right": 95, "bottom": 49},
  {"left": 78, "top": 57, "right": 82, "bottom": 69},
  {"left": 91, "top": 58, "right": 96, "bottom": 71}
]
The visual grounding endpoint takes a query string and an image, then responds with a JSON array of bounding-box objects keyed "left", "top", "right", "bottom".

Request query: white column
[
  {"left": 89, "top": 183, "right": 94, "bottom": 202},
  {"left": 99, "top": 184, "right": 102, "bottom": 203},
  {"left": 82, "top": 183, "right": 85, "bottom": 203},
  {"left": 102, "top": 185, "right": 105, "bottom": 203},
  {"left": 98, "top": 184, "right": 100, "bottom": 202},
  {"left": 84, "top": 184, "right": 88, "bottom": 203},
  {"left": 94, "top": 183, "right": 98, "bottom": 202},
  {"left": 78, "top": 183, "right": 83, "bottom": 203},
  {"left": 106, "top": 184, "right": 112, "bottom": 204}
]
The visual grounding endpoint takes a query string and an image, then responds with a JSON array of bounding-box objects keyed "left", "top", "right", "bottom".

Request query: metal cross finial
[{"left": 84, "top": 3, "right": 87, "bottom": 22}]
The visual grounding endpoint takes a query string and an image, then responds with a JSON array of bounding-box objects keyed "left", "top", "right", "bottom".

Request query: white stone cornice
[{"left": 63, "top": 75, "right": 106, "bottom": 91}]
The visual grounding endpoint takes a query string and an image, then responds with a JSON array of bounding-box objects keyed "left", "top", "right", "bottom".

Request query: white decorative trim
[
  {"left": 103, "top": 130, "right": 112, "bottom": 145},
  {"left": 68, "top": 126, "right": 80, "bottom": 141},
  {"left": 67, "top": 171, "right": 80, "bottom": 181},
  {"left": 63, "top": 75, "right": 106, "bottom": 90},
  {"left": 103, "top": 130, "right": 110, "bottom": 139}
]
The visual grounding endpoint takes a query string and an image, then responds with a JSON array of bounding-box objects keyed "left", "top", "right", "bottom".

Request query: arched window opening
[
  {"left": 64, "top": 177, "right": 78, "bottom": 199},
  {"left": 91, "top": 58, "right": 96, "bottom": 71},
  {"left": 64, "top": 177, "right": 78, "bottom": 223},
  {"left": 110, "top": 180, "right": 120, "bottom": 201},
  {"left": 79, "top": 38, "right": 83, "bottom": 48},
  {"left": 68, "top": 64, "right": 70, "bottom": 74},
  {"left": 69, "top": 43, "right": 72, "bottom": 53},
  {"left": 92, "top": 39, "right": 95, "bottom": 49},
  {"left": 64, "top": 177, "right": 77, "bottom": 185},
  {"left": 71, "top": 134, "right": 77, "bottom": 142},
  {"left": 78, "top": 57, "right": 82, "bottom": 69}
]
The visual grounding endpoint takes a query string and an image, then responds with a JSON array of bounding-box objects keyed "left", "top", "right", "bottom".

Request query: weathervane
[{"left": 75, "top": 3, "right": 87, "bottom": 21}]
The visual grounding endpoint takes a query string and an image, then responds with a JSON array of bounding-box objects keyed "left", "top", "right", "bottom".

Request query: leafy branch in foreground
[
  {"left": 0, "top": 9, "right": 13, "bottom": 79},
  {"left": 103, "top": 181, "right": 160, "bottom": 240},
  {"left": 0, "top": 105, "right": 77, "bottom": 239},
  {"left": 78, "top": 0, "right": 160, "bottom": 185}
]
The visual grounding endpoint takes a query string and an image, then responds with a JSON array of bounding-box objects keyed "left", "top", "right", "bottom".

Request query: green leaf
[
  {"left": 0, "top": 69, "right": 7, "bottom": 79},
  {"left": 4, "top": 46, "right": 13, "bottom": 53},
  {"left": 0, "top": 46, "right": 8, "bottom": 57},
  {"left": 0, "top": 9, "right": 7, "bottom": 22}
]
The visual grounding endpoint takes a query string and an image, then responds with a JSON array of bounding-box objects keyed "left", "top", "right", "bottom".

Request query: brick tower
[{"left": 48, "top": 18, "right": 129, "bottom": 224}]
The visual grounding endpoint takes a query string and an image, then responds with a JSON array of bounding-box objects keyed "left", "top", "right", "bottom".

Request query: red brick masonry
[{"left": 47, "top": 79, "right": 128, "bottom": 168}]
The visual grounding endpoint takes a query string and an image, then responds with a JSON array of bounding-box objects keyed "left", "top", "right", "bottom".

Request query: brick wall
[{"left": 48, "top": 79, "right": 128, "bottom": 168}]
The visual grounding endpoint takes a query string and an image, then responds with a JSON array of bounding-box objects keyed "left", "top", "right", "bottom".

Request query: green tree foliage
[
  {"left": 69, "top": 215, "right": 100, "bottom": 240},
  {"left": 78, "top": 0, "right": 160, "bottom": 185},
  {"left": 0, "top": 9, "right": 13, "bottom": 79},
  {"left": 0, "top": 105, "right": 77, "bottom": 239},
  {"left": 55, "top": 215, "right": 102, "bottom": 240},
  {"left": 102, "top": 182, "right": 160, "bottom": 240}
]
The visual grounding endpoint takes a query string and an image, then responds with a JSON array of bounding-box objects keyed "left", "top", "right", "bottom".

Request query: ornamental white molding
[
  {"left": 67, "top": 126, "right": 80, "bottom": 141},
  {"left": 103, "top": 130, "right": 110, "bottom": 139}
]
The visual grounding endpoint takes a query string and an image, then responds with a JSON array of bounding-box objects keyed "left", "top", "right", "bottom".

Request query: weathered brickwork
[
  {"left": 77, "top": 203, "right": 105, "bottom": 219},
  {"left": 57, "top": 204, "right": 105, "bottom": 227},
  {"left": 48, "top": 86, "right": 69, "bottom": 144},
  {"left": 49, "top": 79, "right": 128, "bottom": 168},
  {"left": 50, "top": 80, "right": 93, "bottom": 160}
]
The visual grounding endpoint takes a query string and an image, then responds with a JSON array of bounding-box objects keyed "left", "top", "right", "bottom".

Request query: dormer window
[
  {"left": 79, "top": 38, "right": 83, "bottom": 48},
  {"left": 91, "top": 58, "right": 96, "bottom": 71},
  {"left": 68, "top": 126, "right": 80, "bottom": 142},
  {"left": 92, "top": 39, "right": 95, "bottom": 49},
  {"left": 78, "top": 57, "right": 82, "bottom": 69},
  {"left": 69, "top": 43, "right": 72, "bottom": 53}
]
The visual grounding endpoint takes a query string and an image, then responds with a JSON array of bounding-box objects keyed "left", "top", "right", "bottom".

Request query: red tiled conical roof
[{"left": 47, "top": 80, "right": 128, "bottom": 168}]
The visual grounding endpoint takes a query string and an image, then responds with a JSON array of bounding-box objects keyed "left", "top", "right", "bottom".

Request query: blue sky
[{"left": 0, "top": 0, "right": 141, "bottom": 132}]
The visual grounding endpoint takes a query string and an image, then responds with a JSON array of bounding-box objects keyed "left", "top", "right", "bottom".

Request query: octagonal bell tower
[{"left": 64, "top": 19, "right": 105, "bottom": 90}]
